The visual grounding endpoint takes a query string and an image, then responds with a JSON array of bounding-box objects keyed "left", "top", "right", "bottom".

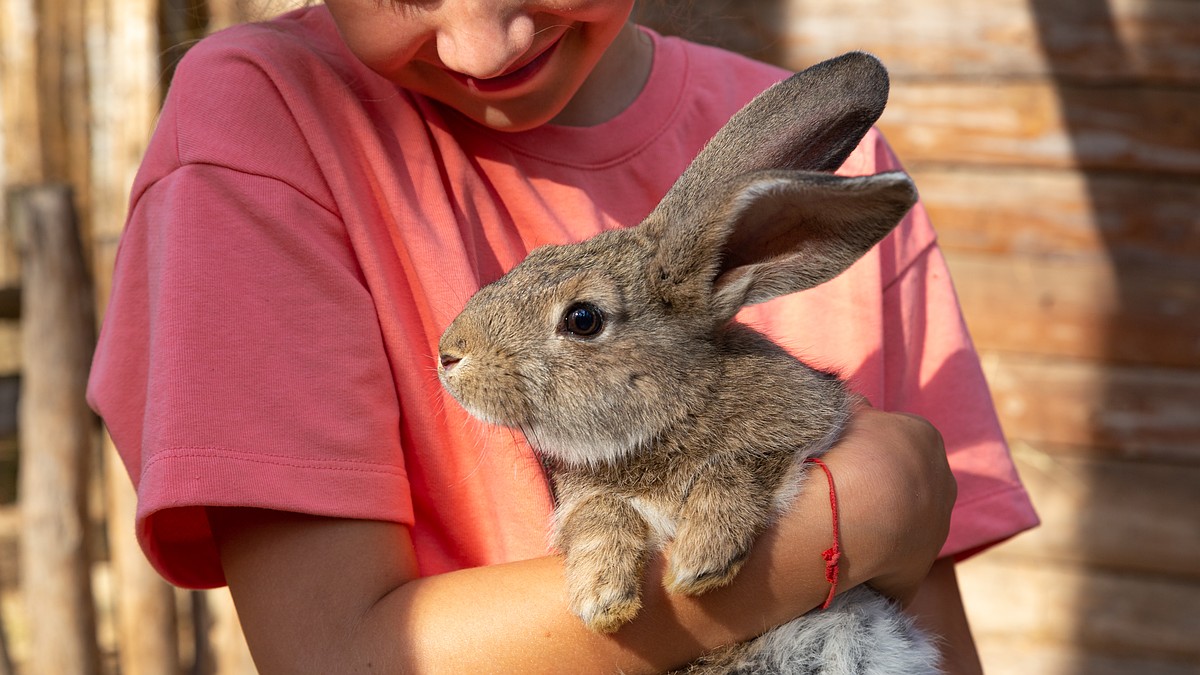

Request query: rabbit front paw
[
  {"left": 663, "top": 533, "right": 751, "bottom": 596},
  {"left": 568, "top": 573, "right": 642, "bottom": 634},
  {"left": 555, "top": 494, "right": 651, "bottom": 633}
]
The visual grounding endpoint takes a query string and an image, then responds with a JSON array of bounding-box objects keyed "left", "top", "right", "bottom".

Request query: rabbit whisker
[
  {"left": 455, "top": 430, "right": 493, "bottom": 484},
  {"left": 533, "top": 24, "right": 575, "bottom": 38}
]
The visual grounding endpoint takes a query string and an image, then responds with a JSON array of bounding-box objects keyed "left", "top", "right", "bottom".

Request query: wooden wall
[{"left": 640, "top": 1, "right": 1200, "bottom": 673}]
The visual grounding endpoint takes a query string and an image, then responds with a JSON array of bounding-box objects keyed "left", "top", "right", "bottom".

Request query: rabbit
[{"left": 436, "top": 52, "right": 941, "bottom": 675}]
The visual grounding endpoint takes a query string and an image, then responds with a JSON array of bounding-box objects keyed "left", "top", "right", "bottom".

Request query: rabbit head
[{"left": 438, "top": 52, "right": 917, "bottom": 469}]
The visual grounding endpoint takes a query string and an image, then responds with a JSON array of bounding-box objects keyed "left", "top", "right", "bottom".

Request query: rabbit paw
[
  {"left": 556, "top": 495, "right": 651, "bottom": 633},
  {"left": 570, "top": 580, "right": 642, "bottom": 634},
  {"left": 664, "top": 536, "right": 751, "bottom": 596}
]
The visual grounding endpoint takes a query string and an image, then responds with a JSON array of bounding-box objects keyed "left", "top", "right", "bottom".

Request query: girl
[{"left": 89, "top": 1, "right": 1038, "bottom": 672}]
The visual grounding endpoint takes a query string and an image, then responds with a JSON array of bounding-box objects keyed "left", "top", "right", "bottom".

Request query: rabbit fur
[{"left": 437, "top": 52, "right": 940, "bottom": 674}]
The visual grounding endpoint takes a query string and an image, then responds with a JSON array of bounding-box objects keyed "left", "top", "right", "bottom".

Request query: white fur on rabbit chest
[{"left": 522, "top": 419, "right": 658, "bottom": 470}]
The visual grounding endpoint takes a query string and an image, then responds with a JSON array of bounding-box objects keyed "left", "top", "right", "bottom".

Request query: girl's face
[{"left": 324, "top": 0, "right": 646, "bottom": 131}]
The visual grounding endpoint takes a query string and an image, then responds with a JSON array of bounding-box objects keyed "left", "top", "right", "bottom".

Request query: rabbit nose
[{"left": 439, "top": 353, "right": 462, "bottom": 373}]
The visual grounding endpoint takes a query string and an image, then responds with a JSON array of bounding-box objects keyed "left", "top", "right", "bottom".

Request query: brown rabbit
[{"left": 437, "top": 52, "right": 940, "bottom": 674}]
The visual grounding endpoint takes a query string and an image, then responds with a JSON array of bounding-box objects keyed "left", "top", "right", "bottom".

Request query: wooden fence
[{"left": 0, "top": 0, "right": 1196, "bottom": 673}]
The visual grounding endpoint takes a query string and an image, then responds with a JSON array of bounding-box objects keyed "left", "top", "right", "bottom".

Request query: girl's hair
[{"left": 632, "top": 0, "right": 784, "bottom": 64}]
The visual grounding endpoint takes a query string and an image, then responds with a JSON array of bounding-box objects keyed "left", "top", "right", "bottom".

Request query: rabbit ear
[
  {"left": 657, "top": 51, "right": 891, "bottom": 219},
  {"left": 703, "top": 170, "right": 917, "bottom": 322},
  {"left": 642, "top": 52, "right": 896, "bottom": 313}
]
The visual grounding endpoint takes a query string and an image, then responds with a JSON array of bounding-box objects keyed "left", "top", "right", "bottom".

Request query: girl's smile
[{"left": 447, "top": 26, "right": 567, "bottom": 95}]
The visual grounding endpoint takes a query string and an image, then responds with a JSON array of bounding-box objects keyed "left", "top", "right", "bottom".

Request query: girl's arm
[
  {"left": 909, "top": 559, "right": 985, "bottom": 675},
  {"left": 209, "top": 408, "right": 955, "bottom": 674}
]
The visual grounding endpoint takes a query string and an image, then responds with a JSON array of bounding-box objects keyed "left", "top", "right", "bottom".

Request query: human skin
[
  {"left": 210, "top": 1, "right": 985, "bottom": 672},
  {"left": 210, "top": 408, "right": 960, "bottom": 674}
]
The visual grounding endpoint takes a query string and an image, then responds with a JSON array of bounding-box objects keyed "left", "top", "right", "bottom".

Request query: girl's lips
[{"left": 449, "top": 35, "right": 563, "bottom": 94}]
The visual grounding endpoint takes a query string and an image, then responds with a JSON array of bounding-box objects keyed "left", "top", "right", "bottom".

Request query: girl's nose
[{"left": 435, "top": 3, "right": 536, "bottom": 79}]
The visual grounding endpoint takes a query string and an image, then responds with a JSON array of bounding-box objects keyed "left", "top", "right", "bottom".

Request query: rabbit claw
[
  {"left": 664, "top": 553, "right": 747, "bottom": 596},
  {"left": 664, "top": 528, "right": 752, "bottom": 596}
]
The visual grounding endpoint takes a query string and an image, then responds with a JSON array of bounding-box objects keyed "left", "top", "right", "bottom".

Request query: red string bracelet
[{"left": 805, "top": 457, "right": 841, "bottom": 610}]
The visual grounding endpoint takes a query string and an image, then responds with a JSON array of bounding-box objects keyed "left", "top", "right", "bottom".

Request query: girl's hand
[{"left": 808, "top": 404, "right": 957, "bottom": 605}]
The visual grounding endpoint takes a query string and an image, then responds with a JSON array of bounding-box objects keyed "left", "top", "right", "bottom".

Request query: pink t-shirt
[{"left": 88, "top": 6, "right": 1037, "bottom": 589}]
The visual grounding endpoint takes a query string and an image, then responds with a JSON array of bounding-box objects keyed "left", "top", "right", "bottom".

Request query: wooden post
[
  {"left": 86, "top": 0, "right": 183, "bottom": 670},
  {"left": 0, "top": 0, "right": 42, "bottom": 287},
  {"left": 34, "top": 0, "right": 92, "bottom": 231},
  {"left": 105, "top": 430, "right": 181, "bottom": 675},
  {"left": 10, "top": 184, "right": 100, "bottom": 675}
]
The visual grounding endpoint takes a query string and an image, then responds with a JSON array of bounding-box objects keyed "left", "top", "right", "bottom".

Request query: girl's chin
[
  {"left": 427, "top": 76, "right": 582, "bottom": 131},
  {"left": 472, "top": 99, "right": 568, "bottom": 132}
]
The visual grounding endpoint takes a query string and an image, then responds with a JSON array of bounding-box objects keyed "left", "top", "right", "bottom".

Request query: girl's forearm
[
  {"left": 215, "top": 410, "right": 953, "bottom": 674},
  {"left": 352, "top": 471, "right": 847, "bottom": 674},
  {"left": 219, "top": 454, "right": 857, "bottom": 674},
  {"left": 908, "top": 558, "right": 984, "bottom": 675}
]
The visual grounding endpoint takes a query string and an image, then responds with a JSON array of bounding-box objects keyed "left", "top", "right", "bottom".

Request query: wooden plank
[
  {"left": 910, "top": 167, "right": 1200, "bottom": 266},
  {"left": 993, "top": 448, "right": 1200, "bottom": 577},
  {"left": 85, "top": 0, "right": 158, "bottom": 243},
  {"left": 36, "top": 0, "right": 90, "bottom": 192},
  {"left": 638, "top": 0, "right": 1200, "bottom": 86},
  {"left": 1010, "top": 437, "right": 1200, "bottom": 470},
  {"left": 978, "top": 352, "right": 1200, "bottom": 461},
  {"left": 103, "top": 439, "right": 180, "bottom": 675},
  {"left": 0, "top": 0, "right": 41, "bottom": 288},
  {"left": 86, "top": 0, "right": 158, "bottom": 316},
  {"left": 781, "top": 0, "right": 1200, "bottom": 86},
  {"left": 957, "top": 554, "right": 1200, "bottom": 662},
  {"left": 879, "top": 82, "right": 1200, "bottom": 175},
  {"left": 0, "top": 0, "right": 42, "bottom": 182},
  {"left": 972, "top": 637, "right": 1200, "bottom": 675},
  {"left": 946, "top": 251, "right": 1200, "bottom": 368}
]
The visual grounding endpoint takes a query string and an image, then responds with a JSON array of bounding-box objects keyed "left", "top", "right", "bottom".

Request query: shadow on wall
[
  {"left": 1026, "top": 4, "right": 1132, "bottom": 673},
  {"left": 1027, "top": 2, "right": 1200, "bottom": 673}
]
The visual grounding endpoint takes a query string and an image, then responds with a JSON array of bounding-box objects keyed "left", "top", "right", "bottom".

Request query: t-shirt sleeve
[
  {"left": 88, "top": 163, "right": 413, "bottom": 589},
  {"left": 89, "top": 22, "right": 417, "bottom": 589},
  {"left": 869, "top": 137, "right": 1040, "bottom": 559},
  {"left": 882, "top": 241, "right": 1039, "bottom": 559}
]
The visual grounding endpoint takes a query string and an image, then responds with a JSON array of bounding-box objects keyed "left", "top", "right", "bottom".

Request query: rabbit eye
[{"left": 560, "top": 303, "right": 604, "bottom": 338}]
